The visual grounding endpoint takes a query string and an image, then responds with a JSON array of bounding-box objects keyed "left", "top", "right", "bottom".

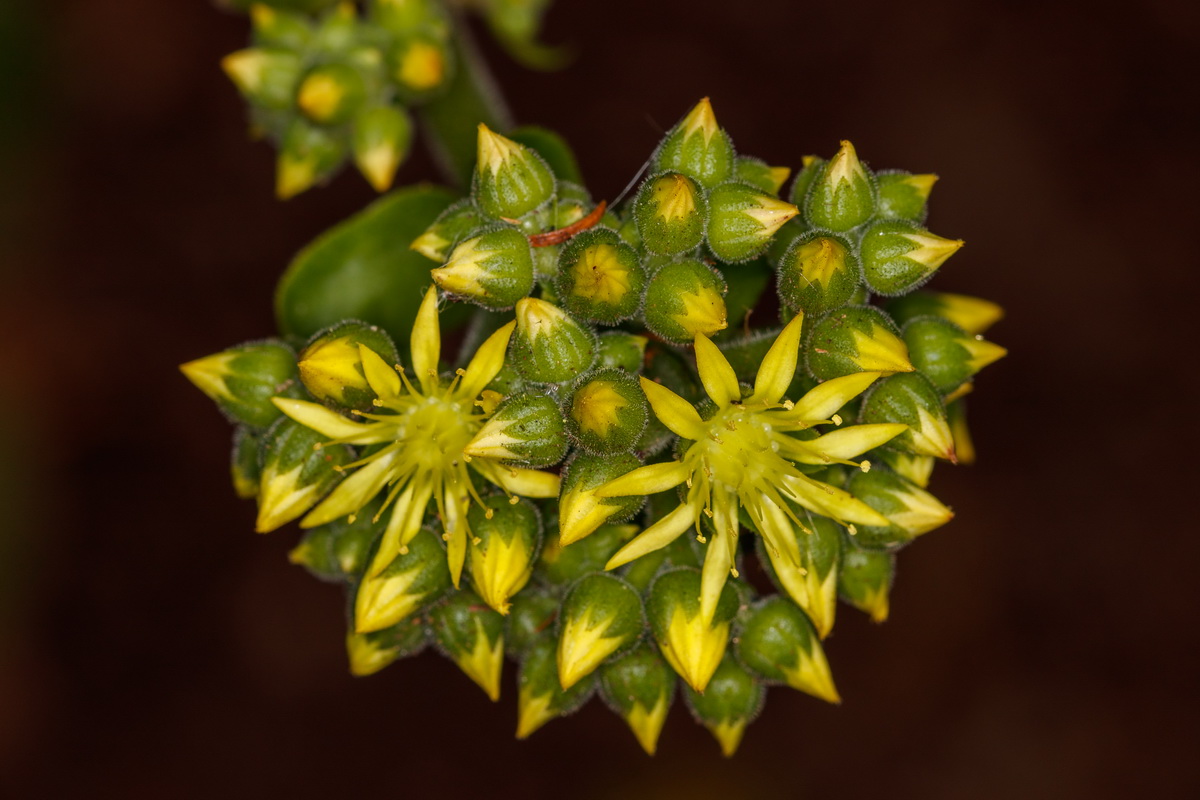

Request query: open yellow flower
[
  {"left": 595, "top": 313, "right": 907, "bottom": 624},
  {"left": 271, "top": 287, "right": 560, "bottom": 585}
]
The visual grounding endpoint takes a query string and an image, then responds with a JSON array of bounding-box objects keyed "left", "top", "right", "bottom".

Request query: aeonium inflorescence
[{"left": 184, "top": 96, "right": 1005, "bottom": 757}]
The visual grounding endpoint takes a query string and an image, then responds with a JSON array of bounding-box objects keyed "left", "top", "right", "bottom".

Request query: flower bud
[
  {"left": 221, "top": 48, "right": 302, "bottom": 110},
  {"left": 683, "top": 654, "right": 765, "bottom": 757},
  {"left": 874, "top": 448, "right": 935, "bottom": 488},
  {"left": 705, "top": 182, "right": 798, "bottom": 263},
  {"left": 288, "top": 497, "right": 382, "bottom": 582},
  {"left": 876, "top": 170, "right": 937, "bottom": 222},
  {"left": 886, "top": 291, "right": 1004, "bottom": 335},
  {"left": 804, "top": 141, "right": 876, "bottom": 232},
  {"left": 947, "top": 396, "right": 975, "bottom": 465},
  {"left": 230, "top": 426, "right": 262, "bottom": 500},
  {"left": 468, "top": 495, "right": 542, "bottom": 614},
  {"left": 596, "top": 331, "right": 648, "bottom": 372},
  {"left": 597, "top": 647, "right": 678, "bottom": 758},
  {"left": 860, "top": 220, "right": 964, "bottom": 296},
  {"left": 411, "top": 198, "right": 483, "bottom": 263},
  {"left": 847, "top": 469, "right": 954, "bottom": 549},
  {"left": 351, "top": 104, "right": 413, "bottom": 192},
  {"left": 566, "top": 369, "right": 649, "bottom": 456},
  {"left": 647, "top": 568, "right": 737, "bottom": 693},
  {"left": 859, "top": 372, "right": 956, "bottom": 461},
  {"left": 557, "top": 452, "right": 645, "bottom": 547},
  {"left": 430, "top": 590, "right": 506, "bottom": 701},
  {"left": 735, "top": 596, "right": 838, "bottom": 704},
  {"left": 354, "top": 527, "right": 452, "bottom": 633},
  {"left": 556, "top": 573, "right": 645, "bottom": 689},
  {"left": 180, "top": 339, "right": 301, "bottom": 428},
  {"left": 787, "top": 154, "right": 824, "bottom": 208},
  {"left": 735, "top": 156, "right": 790, "bottom": 196},
  {"left": 555, "top": 228, "right": 645, "bottom": 323},
  {"left": 464, "top": 392, "right": 568, "bottom": 467},
  {"left": 653, "top": 97, "right": 735, "bottom": 189},
  {"left": 805, "top": 306, "right": 913, "bottom": 380},
  {"left": 276, "top": 118, "right": 346, "bottom": 199},
  {"left": 432, "top": 226, "right": 534, "bottom": 310},
  {"left": 838, "top": 528, "right": 895, "bottom": 622},
  {"left": 312, "top": 1, "right": 359, "bottom": 52},
  {"left": 509, "top": 297, "right": 597, "bottom": 384},
  {"left": 255, "top": 418, "right": 353, "bottom": 533},
  {"left": 776, "top": 232, "right": 860, "bottom": 316},
  {"left": 296, "top": 62, "right": 366, "bottom": 125},
  {"left": 370, "top": 0, "right": 446, "bottom": 35},
  {"left": 506, "top": 587, "right": 559, "bottom": 656},
  {"left": 516, "top": 634, "right": 597, "bottom": 738},
  {"left": 345, "top": 616, "right": 427, "bottom": 677},
  {"left": 756, "top": 513, "right": 841, "bottom": 639},
  {"left": 473, "top": 123, "right": 556, "bottom": 220},
  {"left": 642, "top": 258, "right": 728, "bottom": 343},
  {"left": 298, "top": 322, "right": 399, "bottom": 411},
  {"left": 388, "top": 32, "right": 452, "bottom": 97},
  {"left": 633, "top": 172, "right": 707, "bottom": 255},
  {"left": 902, "top": 316, "right": 1007, "bottom": 394},
  {"left": 249, "top": 4, "right": 312, "bottom": 50},
  {"left": 550, "top": 180, "right": 592, "bottom": 228}
]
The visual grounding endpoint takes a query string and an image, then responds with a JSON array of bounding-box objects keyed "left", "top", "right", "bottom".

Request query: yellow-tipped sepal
[
  {"left": 556, "top": 228, "right": 646, "bottom": 324},
  {"left": 901, "top": 315, "right": 1006, "bottom": 394},
  {"left": 653, "top": 97, "right": 735, "bottom": 189},
  {"left": 887, "top": 291, "right": 1005, "bottom": 336},
  {"left": 705, "top": 182, "right": 798, "bottom": 263},
  {"left": 353, "top": 528, "right": 452, "bottom": 633},
  {"left": 297, "top": 322, "right": 399, "bottom": 411},
  {"left": 861, "top": 220, "right": 964, "bottom": 296},
  {"left": 473, "top": 123, "right": 555, "bottom": 220},
  {"left": 352, "top": 105, "right": 413, "bottom": 192},
  {"left": 846, "top": 469, "right": 954, "bottom": 549},
  {"left": 860, "top": 372, "right": 956, "bottom": 461},
  {"left": 516, "top": 635, "right": 597, "bottom": 739},
  {"left": 432, "top": 226, "right": 535, "bottom": 310},
  {"left": 467, "top": 495, "right": 542, "bottom": 615},
  {"left": 230, "top": 427, "right": 262, "bottom": 500},
  {"left": 804, "top": 140, "right": 876, "bottom": 232},
  {"left": 646, "top": 568, "right": 739, "bottom": 693},
  {"left": 255, "top": 418, "right": 353, "bottom": 533},
  {"left": 642, "top": 258, "right": 728, "bottom": 343},
  {"left": 633, "top": 172, "right": 708, "bottom": 255},
  {"left": 180, "top": 339, "right": 301, "bottom": 428},
  {"left": 345, "top": 616, "right": 427, "bottom": 677},
  {"left": 735, "top": 596, "right": 840, "bottom": 704},
  {"left": 430, "top": 590, "right": 506, "bottom": 701},
  {"left": 876, "top": 170, "right": 938, "bottom": 222},
  {"left": 838, "top": 529, "right": 895, "bottom": 623},
  {"left": 296, "top": 62, "right": 366, "bottom": 125},
  {"left": 777, "top": 232, "right": 861, "bottom": 317},
  {"left": 410, "top": 199, "right": 483, "bottom": 263},
  {"left": 276, "top": 118, "right": 346, "bottom": 200},
  {"left": 757, "top": 513, "right": 842, "bottom": 640},
  {"left": 557, "top": 453, "right": 646, "bottom": 547},
  {"left": 683, "top": 654, "right": 766, "bottom": 757},
  {"left": 221, "top": 47, "right": 302, "bottom": 110},
  {"left": 510, "top": 298, "right": 597, "bottom": 384},
  {"left": 565, "top": 369, "right": 650, "bottom": 456},
  {"left": 556, "top": 574, "right": 645, "bottom": 690},
  {"left": 599, "top": 643, "right": 677, "bottom": 755},
  {"left": 463, "top": 392, "right": 568, "bottom": 467},
  {"left": 806, "top": 305, "right": 914, "bottom": 380}
]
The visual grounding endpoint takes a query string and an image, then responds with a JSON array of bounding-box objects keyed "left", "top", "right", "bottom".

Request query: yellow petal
[
  {"left": 272, "top": 397, "right": 380, "bottom": 442},
  {"left": 693, "top": 334, "right": 741, "bottom": 408},
  {"left": 788, "top": 423, "right": 908, "bottom": 465},
  {"left": 638, "top": 376, "right": 706, "bottom": 441},
  {"left": 457, "top": 321, "right": 516, "bottom": 400},
  {"left": 472, "top": 459, "right": 560, "bottom": 498},
  {"left": 786, "top": 372, "right": 882, "bottom": 422},
  {"left": 301, "top": 449, "right": 399, "bottom": 528},
  {"left": 593, "top": 461, "right": 689, "bottom": 498},
  {"left": 411, "top": 285, "right": 441, "bottom": 393},
  {"left": 605, "top": 503, "right": 695, "bottom": 570},
  {"left": 357, "top": 344, "right": 401, "bottom": 401},
  {"left": 749, "top": 313, "right": 804, "bottom": 404}
]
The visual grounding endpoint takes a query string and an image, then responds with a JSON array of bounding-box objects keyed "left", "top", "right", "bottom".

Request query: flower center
[
  {"left": 686, "top": 404, "right": 783, "bottom": 490},
  {"left": 380, "top": 391, "right": 481, "bottom": 471}
]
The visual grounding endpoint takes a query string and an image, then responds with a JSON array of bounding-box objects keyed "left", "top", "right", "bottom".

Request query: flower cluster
[{"left": 183, "top": 97, "right": 1004, "bottom": 755}]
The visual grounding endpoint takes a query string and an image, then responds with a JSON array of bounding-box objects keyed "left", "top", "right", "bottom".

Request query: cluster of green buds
[
  {"left": 184, "top": 97, "right": 1004, "bottom": 755},
  {"left": 221, "top": 0, "right": 555, "bottom": 198}
]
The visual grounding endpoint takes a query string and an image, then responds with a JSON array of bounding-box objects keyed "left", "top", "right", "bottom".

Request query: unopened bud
[
  {"left": 705, "top": 182, "right": 798, "bottom": 263},
  {"left": 757, "top": 513, "right": 842, "bottom": 639},
  {"left": 846, "top": 469, "right": 954, "bottom": 549},
  {"left": 804, "top": 141, "right": 876, "bottom": 231},
  {"left": 787, "top": 154, "right": 825, "bottom": 208},
  {"left": 683, "top": 654, "right": 765, "bottom": 757},
  {"left": 474, "top": 124, "right": 556, "bottom": 220},
  {"left": 902, "top": 316, "right": 1006, "bottom": 394},
  {"left": 876, "top": 170, "right": 937, "bottom": 222},
  {"left": 255, "top": 418, "right": 353, "bottom": 533},
  {"left": 805, "top": 306, "right": 914, "bottom": 380},
  {"left": 432, "top": 226, "right": 534, "bottom": 310},
  {"left": 249, "top": 4, "right": 312, "bottom": 50},
  {"left": 860, "top": 220, "right": 963, "bottom": 296},
  {"left": 599, "top": 643, "right": 676, "bottom": 755},
  {"left": 230, "top": 426, "right": 262, "bottom": 500},
  {"left": 510, "top": 297, "right": 597, "bottom": 384},
  {"left": 351, "top": 104, "right": 412, "bottom": 192},
  {"left": 776, "top": 232, "right": 860, "bottom": 316},
  {"left": 566, "top": 369, "right": 649, "bottom": 456},
  {"left": 298, "top": 322, "right": 399, "bottom": 411},
  {"left": 464, "top": 392, "right": 567, "bottom": 467},
  {"left": 296, "top": 62, "right": 366, "bottom": 125},
  {"left": 221, "top": 48, "right": 302, "bottom": 110},
  {"left": 516, "top": 635, "right": 597, "bottom": 738},
  {"left": 653, "top": 97, "right": 735, "bottom": 189},
  {"left": 288, "top": 496, "right": 382, "bottom": 582},
  {"left": 276, "top": 119, "right": 346, "bottom": 199},
  {"left": 411, "top": 198, "right": 483, "bottom": 263},
  {"left": 430, "top": 590, "right": 506, "bottom": 701},
  {"left": 556, "top": 228, "right": 645, "bottom": 323},
  {"left": 388, "top": 33, "right": 451, "bottom": 97},
  {"left": 346, "top": 616, "right": 427, "bottom": 677},
  {"left": 557, "top": 573, "right": 645, "bottom": 689},
  {"left": 468, "top": 495, "right": 542, "bottom": 614},
  {"left": 735, "top": 596, "right": 839, "bottom": 704},
  {"left": 596, "top": 331, "right": 648, "bottom": 372},
  {"left": 557, "top": 452, "right": 645, "bottom": 547},
  {"left": 946, "top": 396, "right": 975, "bottom": 465},
  {"left": 735, "top": 156, "right": 790, "bottom": 196},
  {"left": 886, "top": 290, "right": 1004, "bottom": 335},
  {"left": 505, "top": 587, "right": 559, "bottom": 657},
  {"left": 180, "top": 339, "right": 300, "bottom": 428},
  {"left": 860, "top": 372, "right": 956, "bottom": 461},
  {"left": 634, "top": 172, "right": 707, "bottom": 255},
  {"left": 647, "top": 568, "right": 737, "bottom": 693},
  {"left": 353, "top": 527, "right": 452, "bottom": 633},
  {"left": 642, "top": 258, "right": 728, "bottom": 343},
  {"left": 838, "top": 528, "right": 895, "bottom": 622},
  {"left": 370, "top": 0, "right": 446, "bottom": 34},
  {"left": 874, "top": 448, "right": 935, "bottom": 488}
]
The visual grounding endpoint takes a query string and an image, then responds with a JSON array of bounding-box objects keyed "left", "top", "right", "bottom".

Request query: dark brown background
[{"left": 2, "top": 0, "right": 1198, "bottom": 797}]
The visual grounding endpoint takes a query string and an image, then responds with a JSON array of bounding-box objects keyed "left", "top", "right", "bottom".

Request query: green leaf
[
  {"left": 275, "top": 185, "right": 465, "bottom": 346},
  {"left": 509, "top": 126, "right": 583, "bottom": 186}
]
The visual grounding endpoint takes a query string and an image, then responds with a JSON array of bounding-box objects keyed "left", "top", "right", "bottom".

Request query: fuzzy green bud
[
  {"left": 181, "top": 339, "right": 301, "bottom": 428},
  {"left": 756, "top": 513, "right": 842, "bottom": 639},
  {"left": 296, "top": 62, "right": 365, "bottom": 125},
  {"left": 876, "top": 170, "right": 937, "bottom": 222},
  {"left": 354, "top": 527, "right": 452, "bottom": 633},
  {"left": 506, "top": 588, "right": 559, "bottom": 656},
  {"left": 596, "top": 332, "right": 648, "bottom": 372},
  {"left": 805, "top": 306, "right": 914, "bottom": 380},
  {"left": 463, "top": 392, "right": 567, "bottom": 467},
  {"left": 370, "top": 0, "right": 446, "bottom": 34},
  {"left": 653, "top": 98, "right": 735, "bottom": 189},
  {"left": 516, "top": 635, "right": 597, "bottom": 739},
  {"left": 555, "top": 228, "right": 645, "bottom": 323},
  {"left": 221, "top": 48, "right": 302, "bottom": 110},
  {"left": 804, "top": 140, "right": 877, "bottom": 231},
  {"left": 557, "top": 452, "right": 645, "bottom": 547},
  {"left": 230, "top": 426, "right": 262, "bottom": 500},
  {"left": 683, "top": 654, "right": 765, "bottom": 757},
  {"left": 838, "top": 528, "right": 895, "bottom": 622},
  {"left": 599, "top": 643, "right": 676, "bottom": 755},
  {"left": 346, "top": 616, "right": 427, "bottom": 677},
  {"left": 735, "top": 156, "right": 790, "bottom": 195},
  {"left": 642, "top": 258, "right": 728, "bottom": 343},
  {"left": 787, "top": 154, "right": 825, "bottom": 208},
  {"left": 902, "top": 316, "right": 1007, "bottom": 394},
  {"left": 735, "top": 596, "right": 839, "bottom": 704},
  {"left": 288, "top": 497, "right": 382, "bottom": 582},
  {"left": 634, "top": 172, "right": 708, "bottom": 255},
  {"left": 432, "top": 226, "right": 534, "bottom": 310},
  {"left": 647, "top": 568, "right": 738, "bottom": 693},
  {"left": 351, "top": 104, "right": 413, "bottom": 193},
  {"left": 886, "top": 291, "right": 1005, "bottom": 336},
  {"left": 430, "top": 590, "right": 506, "bottom": 701},
  {"left": 509, "top": 297, "right": 596, "bottom": 384},
  {"left": 550, "top": 180, "right": 592, "bottom": 228},
  {"left": 474, "top": 124, "right": 556, "bottom": 220},
  {"left": 388, "top": 32, "right": 451, "bottom": 97},
  {"left": 874, "top": 448, "right": 935, "bottom": 488},
  {"left": 705, "top": 182, "right": 799, "bottom": 263},
  {"left": 276, "top": 118, "right": 345, "bottom": 199},
  {"left": 846, "top": 469, "right": 954, "bottom": 549},
  {"left": 860, "top": 372, "right": 956, "bottom": 461},
  {"left": 566, "top": 369, "right": 649, "bottom": 456},
  {"left": 312, "top": 1, "right": 358, "bottom": 52},
  {"left": 776, "top": 232, "right": 861, "bottom": 316},
  {"left": 298, "top": 322, "right": 399, "bottom": 411},
  {"left": 411, "top": 198, "right": 483, "bottom": 263},
  {"left": 468, "top": 495, "right": 542, "bottom": 614},
  {"left": 249, "top": 4, "right": 312, "bottom": 49},
  {"left": 860, "top": 220, "right": 964, "bottom": 296},
  {"left": 557, "top": 573, "right": 645, "bottom": 689},
  {"left": 255, "top": 418, "right": 353, "bottom": 533}
]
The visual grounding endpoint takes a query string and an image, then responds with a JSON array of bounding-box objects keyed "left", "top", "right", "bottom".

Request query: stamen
[
  {"left": 831, "top": 414, "right": 842, "bottom": 426},
  {"left": 860, "top": 460, "right": 871, "bottom": 472}
]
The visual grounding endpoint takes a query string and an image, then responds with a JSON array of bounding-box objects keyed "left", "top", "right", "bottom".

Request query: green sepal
[
  {"left": 860, "top": 219, "right": 964, "bottom": 296},
  {"left": 255, "top": 416, "right": 354, "bottom": 532},
  {"left": 838, "top": 528, "right": 895, "bottom": 622},
  {"left": 803, "top": 141, "right": 876, "bottom": 232},
  {"left": 516, "top": 634, "right": 597, "bottom": 738},
  {"left": 735, "top": 156, "right": 790, "bottom": 195},
  {"left": 705, "top": 181, "right": 798, "bottom": 263},
  {"left": 875, "top": 170, "right": 937, "bottom": 222},
  {"left": 432, "top": 225, "right": 535, "bottom": 310},
  {"left": 805, "top": 305, "right": 913, "bottom": 380},
  {"left": 682, "top": 653, "right": 765, "bottom": 757},
  {"left": 429, "top": 589, "right": 507, "bottom": 700},
  {"left": 353, "top": 526, "right": 453, "bottom": 633},
  {"left": 276, "top": 117, "right": 346, "bottom": 199},
  {"left": 653, "top": 98, "right": 735, "bottom": 189},
  {"left": 715, "top": 257, "right": 771, "bottom": 337},
  {"left": 556, "top": 573, "right": 646, "bottom": 688},
  {"left": 787, "top": 155, "right": 825, "bottom": 209},
  {"left": 289, "top": 496, "right": 384, "bottom": 582},
  {"left": 556, "top": 452, "right": 645, "bottom": 550},
  {"left": 859, "top": 371, "right": 956, "bottom": 461},
  {"left": 642, "top": 258, "right": 728, "bottom": 343},
  {"left": 734, "top": 596, "right": 838, "bottom": 703},
  {"left": 845, "top": 469, "right": 954, "bottom": 550},
  {"left": 505, "top": 587, "right": 559, "bottom": 657},
  {"left": 599, "top": 643, "right": 677, "bottom": 755},
  {"left": 902, "top": 315, "right": 1006, "bottom": 394},
  {"left": 596, "top": 332, "right": 648, "bottom": 372},
  {"left": 230, "top": 426, "right": 263, "bottom": 499},
  {"left": 754, "top": 512, "right": 842, "bottom": 639},
  {"left": 510, "top": 298, "right": 597, "bottom": 384},
  {"left": 467, "top": 494, "right": 543, "bottom": 614},
  {"left": 411, "top": 197, "right": 483, "bottom": 263},
  {"left": 345, "top": 615, "right": 428, "bottom": 677}
]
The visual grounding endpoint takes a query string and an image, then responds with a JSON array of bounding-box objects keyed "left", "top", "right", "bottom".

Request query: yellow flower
[
  {"left": 271, "top": 287, "right": 560, "bottom": 585},
  {"left": 595, "top": 314, "right": 908, "bottom": 624}
]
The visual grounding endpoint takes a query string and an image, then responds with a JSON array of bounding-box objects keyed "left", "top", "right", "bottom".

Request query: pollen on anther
[
  {"left": 832, "top": 414, "right": 843, "bottom": 426},
  {"left": 847, "top": 524, "right": 857, "bottom": 535},
  {"left": 730, "top": 568, "right": 739, "bottom": 578},
  {"left": 347, "top": 514, "right": 357, "bottom": 524},
  {"left": 485, "top": 508, "right": 495, "bottom": 519},
  {"left": 508, "top": 495, "right": 519, "bottom": 504},
  {"left": 472, "top": 537, "right": 482, "bottom": 545},
  {"left": 860, "top": 460, "right": 871, "bottom": 472}
]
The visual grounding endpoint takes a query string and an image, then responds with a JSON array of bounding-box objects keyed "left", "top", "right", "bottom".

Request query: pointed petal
[
  {"left": 444, "top": 485, "right": 468, "bottom": 587},
  {"left": 605, "top": 503, "right": 695, "bottom": 570},
  {"left": 749, "top": 313, "right": 804, "bottom": 404},
  {"left": 694, "top": 334, "right": 740, "bottom": 408},
  {"left": 639, "top": 376, "right": 706, "bottom": 441},
  {"left": 786, "top": 423, "right": 908, "bottom": 465},
  {"left": 699, "top": 511, "right": 737, "bottom": 626},
  {"left": 472, "top": 459, "right": 560, "bottom": 498},
  {"left": 301, "top": 450, "right": 398, "bottom": 527},
  {"left": 272, "top": 397, "right": 381, "bottom": 442},
  {"left": 458, "top": 321, "right": 516, "bottom": 399},
  {"left": 411, "top": 286, "right": 441, "bottom": 393},
  {"left": 753, "top": 492, "right": 801, "bottom": 567},
  {"left": 593, "top": 461, "right": 689, "bottom": 498},
  {"left": 787, "top": 372, "right": 882, "bottom": 422},
  {"left": 357, "top": 343, "right": 401, "bottom": 401},
  {"left": 781, "top": 474, "right": 891, "bottom": 527}
]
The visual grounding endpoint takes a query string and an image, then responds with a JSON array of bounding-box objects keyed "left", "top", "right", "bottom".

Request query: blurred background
[{"left": 2, "top": 0, "right": 1198, "bottom": 797}]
